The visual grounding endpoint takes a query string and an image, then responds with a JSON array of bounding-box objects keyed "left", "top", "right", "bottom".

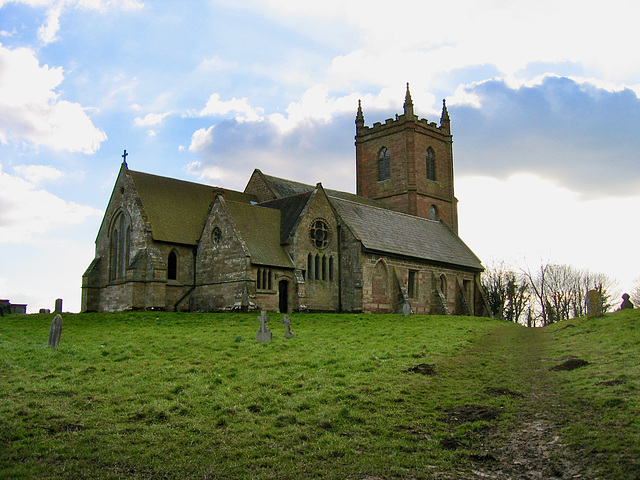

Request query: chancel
[{"left": 82, "top": 86, "right": 489, "bottom": 315}]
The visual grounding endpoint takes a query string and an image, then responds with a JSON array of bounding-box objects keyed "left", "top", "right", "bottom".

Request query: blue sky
[{"left": 1, "top": 0, "right": 639, "bottom": 312}]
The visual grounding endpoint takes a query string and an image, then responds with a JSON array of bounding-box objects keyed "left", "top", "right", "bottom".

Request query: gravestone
[
  {"left": 401, "top": 300, "right": 412, "bottom": 316},
  {"left": 282, "top": 315, "right": 295, "bottom": 338},
  {"left": 621, "top": 293, "right": 634, "bottom": 310},
  {"left": 39, "top": 308, "right": 51, "bottom": 314},
  {"left": 48, "top": 314, "right": 62, "bottom": 348},
  {"left": 256, "top": 310, "right": 272, "bottom": 342},
  {"left": 55, "top": 298, "right": 63, "bottom": 314},
  {"left": 586, "top": 289, "right": 603, "bottom": 318}
]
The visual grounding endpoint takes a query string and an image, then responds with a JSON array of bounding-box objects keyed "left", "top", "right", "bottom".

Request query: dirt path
[{"left": 454, "top": 325, "right": 595, "bottom": 480}]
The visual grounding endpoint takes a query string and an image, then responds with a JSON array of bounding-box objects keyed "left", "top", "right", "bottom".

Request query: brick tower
[{"left": 355, "top": 84, "right": 458, "bottom": 234}]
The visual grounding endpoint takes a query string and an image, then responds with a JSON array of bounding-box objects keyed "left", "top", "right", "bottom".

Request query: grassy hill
[{"left": 1, "top": 310, "right": 638, "bottom": 479}]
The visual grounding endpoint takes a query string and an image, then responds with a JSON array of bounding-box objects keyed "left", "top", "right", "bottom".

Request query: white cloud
[
  {"left": 134, "top": 111, "right": 170, "bottom": 127},
  {"left": 194, "top": 93, "right": 264, "bottom": 122},
  {"left": 0, "top": 0, "right": 145, "bottom": 45},
  {"left": 0, "top": 164, "right": 103, "bottom": 244},
  {"left": 188, "top": 126, "right": 214, "bottom": 153},
  {"left": 0, "top": 44, "right": 107, "bottom": 152},
  {"left": 457, "top": 174, "right": 640, "bottom": 292},
  {"left": 13, "top": 164, "right": 63, "bottom": 185}
]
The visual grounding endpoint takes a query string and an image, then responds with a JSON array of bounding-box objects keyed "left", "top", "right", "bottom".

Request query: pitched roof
[
  {"left": 129, "top": 169, "right": 257, "bottom": 245},
  {"left": 331, "top": 197, "right": 483, "bottom": 271},
  {"left": 256, "top": 170, "right": 386, "bottom": 208},
  {"left": 224, "top": 200, "right": 294, "bottom": 268},
  {"left": 259, "top": 191, "right": 313, "bottom": 244}
]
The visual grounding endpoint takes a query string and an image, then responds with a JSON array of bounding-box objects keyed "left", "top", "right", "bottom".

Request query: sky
[{"left": 1, "top": 0, "right": 639, "bottom": 313}]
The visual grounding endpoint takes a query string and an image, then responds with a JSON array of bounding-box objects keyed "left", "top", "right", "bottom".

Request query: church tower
[{"left": 355, "top": 84, "right": 458, "bottom": 233}]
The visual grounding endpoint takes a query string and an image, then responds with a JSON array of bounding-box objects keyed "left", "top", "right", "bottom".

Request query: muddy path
[{"left": 440, "top": 325, "right": 598, "bottom": 480}]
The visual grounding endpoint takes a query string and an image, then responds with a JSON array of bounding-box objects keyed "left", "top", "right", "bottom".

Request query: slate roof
[
  {"left": 129, "top": 169, "right": 257, "bottom": 245},
  {"left": 257, "top": 170, "right": 386, "bottom": 208},
  {"left": 331, "top": 197, "right": 483, "bottom": 271},
  {"left": 259, "top": 191, "right": 313, "bottom": 244},
  {"left": 224, "top": 200, "right": 294, "bottom": 268}
]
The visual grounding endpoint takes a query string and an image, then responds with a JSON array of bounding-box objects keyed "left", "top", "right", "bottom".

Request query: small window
[
  {"left": 440, "top": 274, "right": 447, "bottom": 298},
  {"left": 212, "top": 227, "right": 222, "bottom": 245},
  {"left": 426, "top": 147, "right": 436, "bottom": 181},
  {"left": 329, "top": 257, "right": 334, "bottom": 282},
  {"left": 408, "top": 270, "right": 418, "bottom": 298},
  {"left": 322, "top": 256, "right": 327, "bottom": 281},
  {"left": 378, "top": 147, "right": 390, "bottom": 181},
  {"left": 429, "top": 204, "right": 438, "bottom": 220},
  {"left": 168, "top": 251, "right": 177, "bottom": 281},
  {"left": 315, "top": 255, "right": 320, "bottom": 280},
  {"left": 257, "top": 268, "right": 262, "bottom": 289}
]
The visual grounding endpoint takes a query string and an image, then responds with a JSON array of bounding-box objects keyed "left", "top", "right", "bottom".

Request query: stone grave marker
[
  {"left": 48, "top": 314, "right": 62, "bottom": 348},
  {"left": 401, "top": 300, "right": 412, "bottom": 316},
  {"left": 282, "top": 315, "right": 296, "bottom": 338},
  {"left": 55, "top": 298, "right": 63, "bottom": 314},
  {"left": 256, "top": 310, "right": 272, "bottom": 342},
  {"left": 621, "top": 293, "right": 634, "bottom": 310},
  {"left": 586, "top": 289, "right": 603, "bottom": 318}
]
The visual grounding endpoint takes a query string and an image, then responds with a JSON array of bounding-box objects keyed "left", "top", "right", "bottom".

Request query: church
[{"left": 82, "top": 85, "right": 489, "bottom": 315}]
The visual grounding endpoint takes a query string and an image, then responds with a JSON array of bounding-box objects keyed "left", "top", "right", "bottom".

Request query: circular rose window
[{"left": 309, "top": 218, "right": 331, "bottom": 249}]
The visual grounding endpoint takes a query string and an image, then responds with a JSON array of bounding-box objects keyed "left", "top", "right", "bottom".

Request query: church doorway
[{"left": 279, "top": 280, "right": 289, "bottom": 313}]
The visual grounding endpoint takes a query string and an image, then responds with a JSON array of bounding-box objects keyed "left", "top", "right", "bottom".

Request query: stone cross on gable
[
  {"left": 122, "top": 149, "right": 128, "bottom": 168},
  {"left": 256, "top": 310, "right": 272, "bottom": 342}
]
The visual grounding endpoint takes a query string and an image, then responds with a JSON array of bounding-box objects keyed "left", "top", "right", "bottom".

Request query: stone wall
[
  {"left": 286, "top": 187, "right": 340, "bottom": 312},
  {"left": 355, "top": 111, "right": 457, "bottom": 232}
]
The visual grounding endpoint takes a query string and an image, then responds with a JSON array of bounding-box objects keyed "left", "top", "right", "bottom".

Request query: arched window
[
  {"left": 378, "top": 147, "right": 390, "bottom": 181},
  {"left": 307, "top": 254, "right": 313, "bottom": 281},
  {"left": 329, "top": 256, "right": 334, "bottom": 282},
  {"left": 109, "top": 212, "right": 129, "bottom": 281},
  {"left": 440, "top": 274, "right": 448, "bottom": 298},
  {"left": 426, "top": 147, "right": 436, "bottom": 181},
  {"left": 263, "top": 269, "right": 268, "bottom": 290},
  {"left": 257, "top": 268, "right": 262, "bottom": 289},
  {"left": 322, "top": 255, "right": 327, "bottom": 281},
  {"left": 168, "top": 251, "right": 178, "bottom": 281},
  {"left": 315, "top": 255, "right": 320, "bottom": 280},
  {"left": 267, "top": 270, "right": 272, "bottom": 290}
]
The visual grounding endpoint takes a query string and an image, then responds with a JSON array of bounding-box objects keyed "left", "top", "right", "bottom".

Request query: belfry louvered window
[{"left": 378, "top": 147, "right": 390, "bottom": 181}]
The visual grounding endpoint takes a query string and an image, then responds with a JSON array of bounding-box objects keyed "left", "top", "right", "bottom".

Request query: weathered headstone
[
  {"left": 39, "top": 308, "right": 51, "bottom": 314},
  {"left": 621, "top": 293, "right": 634, "bottom": 310},
  {"left": 54, "top": 298, "right": 63, "bottom": 314},
  {"left": 256, "top": 310, "right": 272, "bottom": 342},
  {"left": 586, "top": 289, "right": 603, "bottom": 318},
  {"left": 48, "top": 314, "right": 62, "bottom": 348},
  {"left": 282, "top": 315, "right": 295, "bottom": 338},
  {"left": 401, "top": 300, "right": 412, "bottom": 316}
]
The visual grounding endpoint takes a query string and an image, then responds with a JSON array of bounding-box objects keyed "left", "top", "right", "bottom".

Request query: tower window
[
  {"left": 426, "top": 147, "right": 436, "bottom": 181},
  {"left": 429, "top": 204, "right": 438, "bottom": 220},
  {"left": 378, "top": 147, "right": 390, "bottom": 181}
]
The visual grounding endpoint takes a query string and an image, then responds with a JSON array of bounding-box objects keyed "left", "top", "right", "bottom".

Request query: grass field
[{"left": 1, "top": 310, "right": 639, "bottom": 479}]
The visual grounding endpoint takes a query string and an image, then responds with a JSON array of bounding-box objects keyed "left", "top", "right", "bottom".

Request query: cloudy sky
[{"left": 1, "top": 0, "right": 639, "bottom": 313}]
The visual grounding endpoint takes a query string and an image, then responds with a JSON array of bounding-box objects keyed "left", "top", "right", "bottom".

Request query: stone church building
[{"left": 82, "top": 85, "right": 488, "bottom": 315}]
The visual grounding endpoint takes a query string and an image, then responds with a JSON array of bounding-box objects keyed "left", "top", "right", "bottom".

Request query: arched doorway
[{"left": 279, "top": 280, "right": 289, "bottom": 313}]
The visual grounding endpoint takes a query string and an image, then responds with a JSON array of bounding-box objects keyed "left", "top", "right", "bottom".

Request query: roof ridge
[{"left": 329, "top": 195, "right": 441, "bottom": 223}]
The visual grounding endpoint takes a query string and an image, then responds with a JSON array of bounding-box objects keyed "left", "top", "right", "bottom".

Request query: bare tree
[
  {"left": 519, "top": 261, "right": 618, "bottom": 325},
  {"left": 629, "top": 278, "right": 640, "bottom": 308},
  {"left": 482, "top": 262, "right": 530, "bottom": 324}
]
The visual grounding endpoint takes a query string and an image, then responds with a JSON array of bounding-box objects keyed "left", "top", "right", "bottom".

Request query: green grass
[{"left": 1, "top": 310, "right": 639, "bottom": 479}]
